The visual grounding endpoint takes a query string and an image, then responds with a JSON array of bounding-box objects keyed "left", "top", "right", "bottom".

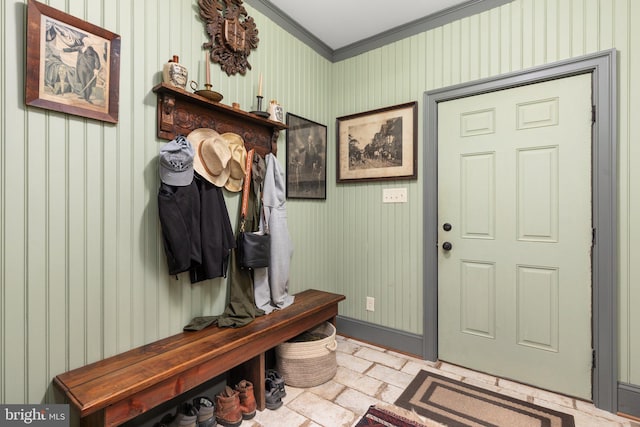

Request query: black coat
[
  {"left": 158, "top": 173, "right": 235, "bottom": 281},
  {"left": 189, "top": 173, "right": 236, "bottom": 283},
  {"left": 158, "top": 180, "right": 201, "bottom": 275}
]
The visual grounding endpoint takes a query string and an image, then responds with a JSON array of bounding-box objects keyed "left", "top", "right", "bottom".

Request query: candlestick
[
  {"left": 250, "top": 95, "right": 270, "bottom": 118},
  {"left": 205, "top": 51, "right": 211, "bottom": 86},
  {"left": 258, "top": 73, "right": 263, "bottom": 97}
]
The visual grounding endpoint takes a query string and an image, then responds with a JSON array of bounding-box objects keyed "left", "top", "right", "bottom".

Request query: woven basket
[{"left": 275, "top": 322, "right": 337, "bottom": 388}]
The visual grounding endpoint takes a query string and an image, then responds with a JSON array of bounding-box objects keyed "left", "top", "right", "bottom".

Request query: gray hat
[{"left": 159, "top": 135, "right": 194, "bottom": 186}]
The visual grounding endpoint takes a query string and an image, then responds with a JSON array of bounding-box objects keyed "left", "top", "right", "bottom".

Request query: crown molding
[
  {"left": 245, "top": 0, "right": 514, "bottom": 62},
  {"left": 244, "top": 0, "right": 334, "bottom": 60}
]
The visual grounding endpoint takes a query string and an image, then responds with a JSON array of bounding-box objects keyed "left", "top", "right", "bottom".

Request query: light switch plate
[{"left": 383, "top": 188, "right": 407, "bottom": 203}]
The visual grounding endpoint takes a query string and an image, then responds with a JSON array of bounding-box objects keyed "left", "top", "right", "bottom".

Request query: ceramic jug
[
  {"left": 163, "top": 55, "right": 188, "bottom": 89},
  {"left": 268, "top": 100, "right": 284, "bottom": 122}
]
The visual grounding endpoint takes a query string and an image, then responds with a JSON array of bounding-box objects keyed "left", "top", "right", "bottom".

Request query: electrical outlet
[
  {"left": 366, "top": 296, "right": 375, "bottom": 312},
  {"left": 382, "top": 188, "right": 407, "bottom": 203}
]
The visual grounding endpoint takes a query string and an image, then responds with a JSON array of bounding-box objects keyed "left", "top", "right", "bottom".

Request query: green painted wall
[
  {"left": 1, "top": 0, "right": 639, "bottom": 408},
  {"left": 330, "top": 0, "right": 640, "bottom": 387}
]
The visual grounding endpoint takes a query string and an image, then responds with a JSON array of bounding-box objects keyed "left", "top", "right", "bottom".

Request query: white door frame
[{"left": 422, "top": 49, "right": 618, "bottom": 412}]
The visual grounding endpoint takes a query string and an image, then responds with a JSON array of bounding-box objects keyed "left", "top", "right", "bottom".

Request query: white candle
[
  {"left": 205, "top": 51, "right": 210, "bottom": 85},
  {"left": 258, "top": 73, "right": 263, "bottom": 97}
]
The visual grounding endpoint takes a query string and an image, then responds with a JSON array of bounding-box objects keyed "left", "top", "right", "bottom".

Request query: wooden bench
[{"left": 53, "top": 289, "right": 345, "bottom": 427}]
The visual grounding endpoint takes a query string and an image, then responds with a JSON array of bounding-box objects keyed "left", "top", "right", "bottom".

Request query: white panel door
[{"left": 437, "top": 74, "right": 593, "bottom": 399}]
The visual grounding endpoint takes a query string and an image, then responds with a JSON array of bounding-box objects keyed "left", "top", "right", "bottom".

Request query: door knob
[
  {"left": 443, "top": 223, "right": 452, "bottom": 231},
  {"left": 442, "top": 242, "right": 453, "bottom": 251}
]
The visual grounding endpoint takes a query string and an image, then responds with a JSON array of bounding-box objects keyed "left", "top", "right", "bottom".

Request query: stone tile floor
[{"left": 244, "top": 335, "right": 640, "bottom": 427}]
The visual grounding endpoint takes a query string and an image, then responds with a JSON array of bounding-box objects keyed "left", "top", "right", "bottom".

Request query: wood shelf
[{"left": 152, "top": 83, "right": 286, "bottom": 157}]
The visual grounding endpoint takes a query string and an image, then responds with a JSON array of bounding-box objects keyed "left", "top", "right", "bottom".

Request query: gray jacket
[{"left": 254, "top": 154, "right": 294, "bottom": 313}]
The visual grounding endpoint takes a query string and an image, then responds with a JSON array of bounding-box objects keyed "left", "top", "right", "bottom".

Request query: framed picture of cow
[
  {"left": 25, "top": 0, "right": 121, "bottom": 123},
  {"left": 336, "top": 101, "right": 417, "bottom": 183},
  {"left": 286, "top": 113, "right": 327, "bottom": 199}
]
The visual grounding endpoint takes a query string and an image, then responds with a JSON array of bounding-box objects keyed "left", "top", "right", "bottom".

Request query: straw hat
[
  {"left": 187, "top": 128, "right": 231, "bottom": 187},
  {"left": 222, "top": 132, "right": 247, "bottom": 192}
]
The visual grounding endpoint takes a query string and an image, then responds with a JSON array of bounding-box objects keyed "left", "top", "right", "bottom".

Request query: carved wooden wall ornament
[{"left": 199, "top": 0, "right": 259, "bottom": 76}]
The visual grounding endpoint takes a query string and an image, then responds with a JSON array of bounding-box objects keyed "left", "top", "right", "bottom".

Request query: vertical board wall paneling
[
  {"left": 0, "top": 0, "right": 5, "bottom": 404},
  {"left": 143, "top": 0, "right": 160, "bottom": 344},
  {"left": 330, "top": 35, "right": 423, "bottom": 329},
  {"left": 3, "top": 0, "right": 640, "bottom": 407},
  {"left": 46, "top": 87, "right": 69, "bottom": 405},
  {"left": 2, "top": 0, "right": 29, "bottom": 397},
  {"left": 102, "top": 0, "right": 120, "bottom": 362},
  {"left": 607, "top": 0, "right": 630, "bottom": 385},
  {"left": 329, "top": 1, "right": 637, "bottom": 390},
  {"left": 272, "top": 12, "right": 335, "bottom": 296},
  {"left": 129, "top": 0, "right": 146, "bottom": 351},
  {"left": 26, "top": 106, "right": 47, "bottom": 404},
  {"left": 114, "top": 0, "right": 133, "bottom": 357},
  {"left": 626, "top": 0, "right": 640, "bottom": 385}
]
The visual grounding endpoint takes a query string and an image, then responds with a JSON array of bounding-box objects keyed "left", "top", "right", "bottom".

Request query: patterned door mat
[{"left": 395, "top": 370, "right": 575, "bottom": 427}]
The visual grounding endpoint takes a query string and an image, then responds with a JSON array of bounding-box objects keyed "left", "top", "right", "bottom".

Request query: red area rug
[{"left": 355, "top": 405, "right": 431, "bottom": 427}]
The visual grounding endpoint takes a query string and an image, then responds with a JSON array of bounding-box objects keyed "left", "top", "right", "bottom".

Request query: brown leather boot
[
  {"left": 235, "top": 380, "right": 257, "bottom": 419},
  {"left": 215, "top": 386, "right": 242, "bottom": 427}
]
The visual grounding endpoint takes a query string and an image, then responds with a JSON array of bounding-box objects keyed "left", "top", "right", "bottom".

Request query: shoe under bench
[{"left": 53, "top": 288, "right": 346, "bottom": 427}]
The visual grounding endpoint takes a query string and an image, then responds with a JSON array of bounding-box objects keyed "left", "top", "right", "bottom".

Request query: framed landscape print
[
  {"left": 336, "top": 101, "right": 417, "bottom": 183},
  {"left": 286, "top": 113, "right": 327, "bottom": 199},
  {"left": 25, "top": 0, "right": 121, "bottom": 123}
]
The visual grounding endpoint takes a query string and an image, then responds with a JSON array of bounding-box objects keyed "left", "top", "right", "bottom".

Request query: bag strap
[{"left": 240, "top": 148, "right": 255, "bottom": 232}]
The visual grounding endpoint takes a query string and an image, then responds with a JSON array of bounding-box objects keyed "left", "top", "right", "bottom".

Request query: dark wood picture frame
[
  {"left": 25, "top": 0, "right": 121, "bottom": 123},
  {"left": 336, "top": 101, "right": 417, "bottom": 183},
  {"left": 286, "top": 113, "right": 327, "bottom": 200}
]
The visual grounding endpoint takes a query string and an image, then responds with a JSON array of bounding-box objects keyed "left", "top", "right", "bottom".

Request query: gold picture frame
[
  {"left": 25, "top": 0, "right": 121, "bottom": 123},
  {"left": 336, "top": 102, "right": 417, "bottom": 183}
]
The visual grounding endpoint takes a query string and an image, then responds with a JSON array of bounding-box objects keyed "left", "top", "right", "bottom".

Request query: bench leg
[
  {"left": 229, "top": 353, "right": 266, "bottom": 411},
  {"left": 80, "top": 409, "right": 105, "bottom": 427}
]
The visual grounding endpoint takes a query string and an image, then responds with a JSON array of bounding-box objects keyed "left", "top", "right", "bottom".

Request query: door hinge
[
  {"left": 592, "top": 105, "right": 596, "bottom": 123},
  {"left": 592, "top": 227, "right": 596, "bottom": 248},
  {"left": 592, "top": 349, "right": 596, "bottom": 369}
]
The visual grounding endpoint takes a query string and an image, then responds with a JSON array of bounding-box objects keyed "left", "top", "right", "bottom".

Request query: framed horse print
[{"left": 336, "top": 102, "right": 417, "bottom": 183}]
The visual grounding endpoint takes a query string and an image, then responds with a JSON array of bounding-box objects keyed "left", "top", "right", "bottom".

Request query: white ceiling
[{"left": 267, "top": 0, "right": 470, "bottom": 50}]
